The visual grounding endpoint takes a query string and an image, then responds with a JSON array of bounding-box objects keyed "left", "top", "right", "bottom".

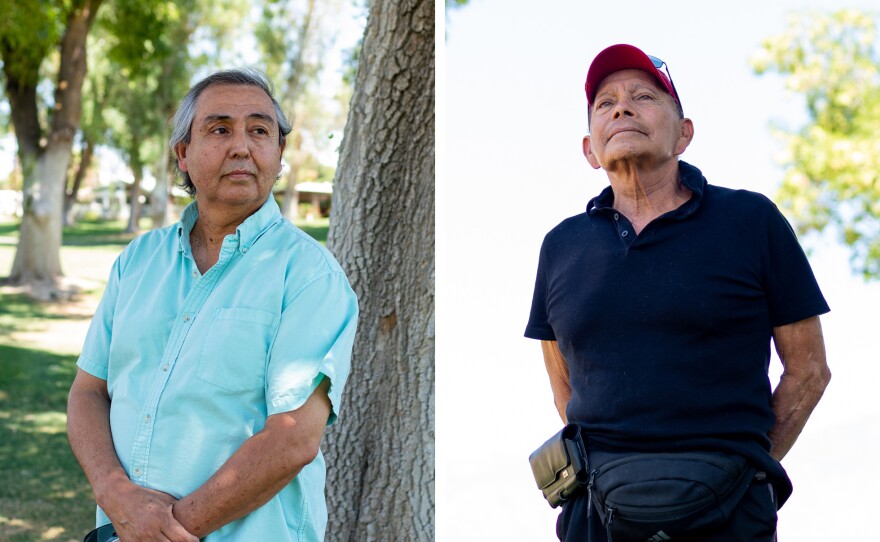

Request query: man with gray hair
[{"left": 68, "top": 68, "right": 358, "bottom": 541}]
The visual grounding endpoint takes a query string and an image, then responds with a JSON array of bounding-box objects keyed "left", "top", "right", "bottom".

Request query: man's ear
[
  {"left": 583, "top": 135, "right": 601, "bottom": 170},
  {"left": 674, "top": 118, "right": 695, "bottom": 156},
  {"left": 175, "top": 142, "right": 189, "bottom": 173}
]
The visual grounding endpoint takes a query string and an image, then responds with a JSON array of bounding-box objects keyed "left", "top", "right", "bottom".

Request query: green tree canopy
[{"left": 753, "top": 9, "right": 880, "bottom": 279}]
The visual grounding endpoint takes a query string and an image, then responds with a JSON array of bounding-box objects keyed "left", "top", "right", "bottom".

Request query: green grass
[
  {"left": 0, "top": 214, "right": 329, "bottom": 540},
  {"left": 293, "top": 217, "right": 329, "bottom": 245},
  {"left": 61, "top": 219, "right": 141, "bottom": 248},
  {"left": 0, "top": 344, "right": 94, "bottom": 542}
]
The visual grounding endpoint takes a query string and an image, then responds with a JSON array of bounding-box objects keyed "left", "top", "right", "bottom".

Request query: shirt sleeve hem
[
  {"left": 770, "top": 302, "right": 830, "bottom": 328},
  {"left": 267, "top": 372, "right": 339, "bottom": 425},
  {"left": 76, "top": 355, "right": 109, "bottom": 380},
  {"left": 524, "top": 325, "right": 556, "bottom": 341}
]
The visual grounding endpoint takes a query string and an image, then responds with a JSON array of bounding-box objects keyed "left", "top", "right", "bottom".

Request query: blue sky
[{"left": 440, "top": 1, "right": 880, "bottom": 540}]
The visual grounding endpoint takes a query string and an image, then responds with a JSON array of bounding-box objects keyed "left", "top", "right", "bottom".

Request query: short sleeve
[
  {"left": 265, "top": 271, "right": 358, "bottom": 424},
  {"left": 525, "top": 238, "right": 557, "bottom": 341},
  {"left": 76, "top": 253, "right": 125, "bottom": 379},
  {"left": 762, "top": 204, "right": 830, "bottom": 326}
]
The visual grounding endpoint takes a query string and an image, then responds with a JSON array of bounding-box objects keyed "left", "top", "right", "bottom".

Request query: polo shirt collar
[
  {"left": 177, "top": 196, "right": 283, "bottom": 255},
  {"left": 587, "top": 160, "right": 706, "bottom": 219}
]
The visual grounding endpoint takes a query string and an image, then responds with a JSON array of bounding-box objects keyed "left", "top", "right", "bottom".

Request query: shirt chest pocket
[{"left": 197, "top": 307, "right": 279, "bottom": 391}]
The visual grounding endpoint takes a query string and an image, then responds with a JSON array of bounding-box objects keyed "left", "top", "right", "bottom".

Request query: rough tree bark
[
  {"left": 6, "top": 0, "right": 103, "bottom": 294},
  {"left": 324, "top": 0, "right": 434, "bottom": 540}
]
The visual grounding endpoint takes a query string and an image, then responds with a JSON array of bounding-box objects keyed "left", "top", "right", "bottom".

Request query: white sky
[{"left": 439, "top": 1, "right": 880, "bottom": 540}]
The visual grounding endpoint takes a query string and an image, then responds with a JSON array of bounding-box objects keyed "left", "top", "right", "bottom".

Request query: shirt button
[
  {"left": 242, "top": 247, "right": 248, "bottom": 253},
  {"left": 613, "top": 213, "right": 620, "bottom": 220},
  {"left": 192, "top": 271, "right": 198, "bottom": 278},
  {"left": 162, "top": 364, "right": 169, "bottom": 372},
  {"left": 144, "top": 414, "right": 151, "bottom": 422},
  {"left": 621, "top": 230, "right": 629, "bottom": 237},
  {"left": 134, "top": 468, "right": 142, "bottom": 476},
  {"left": 183, "top": 314, "right": 190, "bottom": 322}
]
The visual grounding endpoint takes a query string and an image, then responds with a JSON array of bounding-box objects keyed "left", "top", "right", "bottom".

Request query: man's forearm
[
  {"left": 67, "top": 375, "right": 130, "bottom": 508},
  {"left": 172, "top": 421, "right": 317, "bottom": 536},
  {"left": 769, "top": 316, "right": 831, "bottom": 461},
  {"left": 173, "top": 381, "right": 331, "bottom": 537},
  {"left": 768, "top": 367, "right": 830, "bottom": 461},
  {"left": 541, "top": 341, "right": 571, "bottom": 423}
]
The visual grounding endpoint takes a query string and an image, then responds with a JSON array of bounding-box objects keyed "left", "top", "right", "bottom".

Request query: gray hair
[{"left": 168, "top": 68, "right": 292, "bottom": 197}]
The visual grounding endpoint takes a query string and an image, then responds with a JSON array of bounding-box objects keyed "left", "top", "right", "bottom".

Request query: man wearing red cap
[{"left": 526, "top": 44, "right": 830, "bottom": 541}]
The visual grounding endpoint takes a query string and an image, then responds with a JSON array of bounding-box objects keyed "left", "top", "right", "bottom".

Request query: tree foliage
[
  {"left": 255, "top": 0, "right": 352, "bottom": 218},
  {"left": 0, "top": 0, "right": 62, "bottom": 87},
  {"left": 753, "top": 10, "right": 880, "bottom": 279}
]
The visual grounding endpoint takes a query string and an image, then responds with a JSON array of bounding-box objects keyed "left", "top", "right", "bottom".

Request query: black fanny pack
[{"left": 530, "top": 425, "right": 756, "bottom": 541}]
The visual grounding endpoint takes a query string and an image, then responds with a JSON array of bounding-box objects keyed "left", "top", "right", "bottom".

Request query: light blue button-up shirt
[{"left": 77, "top": 196, "right": 357, "bottom": 541}]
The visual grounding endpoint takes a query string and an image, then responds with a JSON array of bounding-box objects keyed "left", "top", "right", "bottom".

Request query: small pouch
[
  {"left": 589, "top": 451, "right": 754, "bottom": 541},
  {"left": 528, "top": 424, "right": 589, "bottom": 508}
]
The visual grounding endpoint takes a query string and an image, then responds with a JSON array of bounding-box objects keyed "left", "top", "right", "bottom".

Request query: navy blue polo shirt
[{"left": 526, "top": 161, "right": 829, "bottom": 502}]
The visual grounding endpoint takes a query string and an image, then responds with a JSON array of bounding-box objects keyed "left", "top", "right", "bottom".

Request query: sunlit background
[{"left": 440, "top": 1, "right": 880, "bottom": 540}]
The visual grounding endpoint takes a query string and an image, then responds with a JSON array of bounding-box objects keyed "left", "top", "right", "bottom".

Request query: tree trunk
[
  {"left": 125, "top": 164, "right": 143, "bottom": 234},
  {"left": 324, "top": 1, "right": 434, "bottom": 541},
  {"left": 151, "top": 148, "right": 172, "bottom": 229},
  {"left": 281, "top": 131, "right": 303, "bottom": 220},
  {"left": 64, "top": 137, "right": 95, "bottom": 226},
  {"left": 1, "top": 69, "right": 41, "bottom": 163},
  {"left": 10, "top": 145, "right": 69, "bottom": 284},
  {"left": 279, "top": 0, "right": 315, "bottom": 221},
  {"left": 281, "top": 163, "right": 300, "bottom": 219},
  {"left": 7, "top": 0, "right": 103, "bottom": 291}
]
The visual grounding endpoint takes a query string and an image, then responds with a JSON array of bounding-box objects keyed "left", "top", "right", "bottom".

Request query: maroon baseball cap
[{"left": 585, "top": 44, "right": 681, "bottom": 110}]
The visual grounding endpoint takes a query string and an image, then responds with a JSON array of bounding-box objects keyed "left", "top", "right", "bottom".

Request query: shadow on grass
[
  {"left": 0, "top": 344, "right": 95, "bottom": 541},
  {"left": 0, "top": 293, "right": 92, "bottom": 340},
  {"left": 0, "top": 219, "right": 136, "bottom": 249},
  {"left": 62, "top": 220, "right": 138, "bottom": 247},
  {"left": 0, "top": 222, "right": 18, "bottom": 236},
  {"left": 0, "top": 293, "right": 87, "bottom": 322}
]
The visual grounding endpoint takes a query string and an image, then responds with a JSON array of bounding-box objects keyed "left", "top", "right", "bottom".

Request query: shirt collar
[
  {"left": 176, "top": 196, "right": 283, "bottom": 254},
  {"left": 587, "top": 160, "right": 706, "bottom": 218}
]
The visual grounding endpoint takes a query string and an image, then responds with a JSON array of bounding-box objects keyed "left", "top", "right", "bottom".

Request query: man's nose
[
  {"left": 229, "top": 130, "right": 250, "bottom": 157},
  {"left": 612, "top": 100, "right": 635, "bottom": 119}
]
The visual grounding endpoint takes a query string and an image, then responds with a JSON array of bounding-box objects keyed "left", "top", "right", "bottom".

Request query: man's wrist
[
  {"left": 172, "top": 496, "right": 203, "bottom": 537},
  {"left": 92, "top": 470, "right": 133, "bottom": 512}
]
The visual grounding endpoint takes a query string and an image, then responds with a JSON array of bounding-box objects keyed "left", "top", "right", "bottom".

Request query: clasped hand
[{"left": 102, "top": 483, "right": 198, "bottom": 542}]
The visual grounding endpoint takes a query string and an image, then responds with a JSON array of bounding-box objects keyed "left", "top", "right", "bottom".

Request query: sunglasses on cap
[{"left": 647, "top": 54, "right": 682, "bottom": 114}]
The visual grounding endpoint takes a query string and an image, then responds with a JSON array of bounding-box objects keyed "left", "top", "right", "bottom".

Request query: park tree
[
  {"left": 97, "top": 0, "right": 187, "bottom": 234},
  {"left": 323, "top": 0, "right": 434, "bottom": 540},
  {"left": 256, "top": 0, "right": 348, "bottom": 220},
  {"left": 143, "top": 0, "right": 252, "bottom": 228},
  {"left": 96, "top": 0, "right": 249, "bottom": 231},
  {"left": 63, "top": 55, "right": 108, "bottom": 227},
  {"left": 753, "top": 9, "right": 880, "bottom": 279},
  {"left": 0, "top": 0, "right": 104, "bottom": 295}
]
